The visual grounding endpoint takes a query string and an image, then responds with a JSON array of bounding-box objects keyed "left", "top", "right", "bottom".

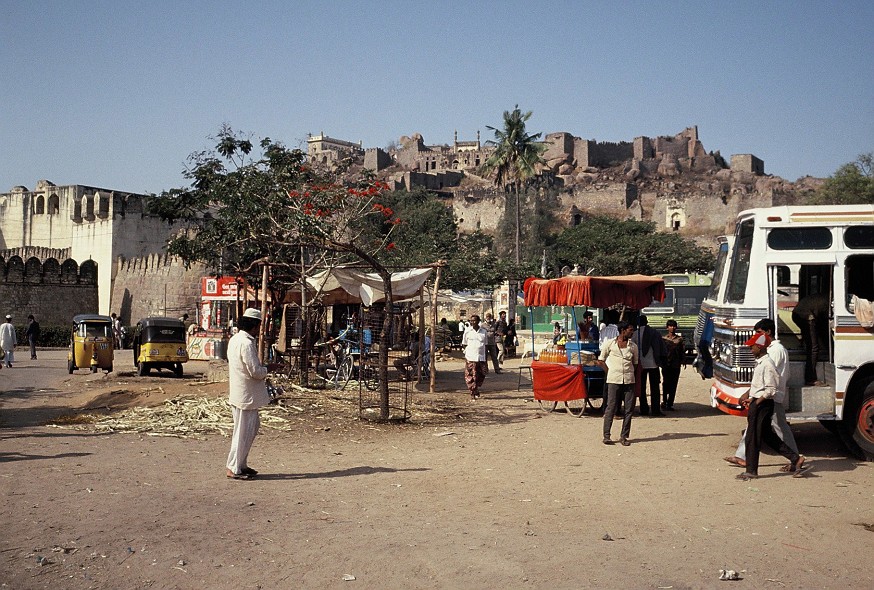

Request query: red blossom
[{"left": 386, "top": 242, "right": 395, "bottom": 250}]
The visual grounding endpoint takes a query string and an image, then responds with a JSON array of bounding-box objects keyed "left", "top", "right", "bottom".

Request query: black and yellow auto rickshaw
[
  {"left": 68, "top": 314, "right": 114, "bottom": 374},
  {"left": 132, "top": 317, "right": 188, "bottom": 377}
]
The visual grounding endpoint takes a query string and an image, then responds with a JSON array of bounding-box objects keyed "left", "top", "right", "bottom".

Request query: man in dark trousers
[
  {"left": 736, "top": 333, "right": 805, "bottom": 481},
  {"left": 791, "top": 292, "right": 829, "bottom": 386},
  {"left": 25, "top": 314, "right": 40, "bottom": 360},
  {"left": 634, "top": 314, "right": 665, "bottom": 416}
]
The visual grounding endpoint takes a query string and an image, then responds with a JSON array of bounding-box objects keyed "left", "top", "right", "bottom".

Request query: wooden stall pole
[
  {"left": 258, "top": 262, "right": 269, "bottom": 362},
  {"left": 429, "top": 264, "right": 442, "bottom": 393}
]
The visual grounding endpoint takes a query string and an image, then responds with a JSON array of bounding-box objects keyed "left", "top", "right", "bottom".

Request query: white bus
[{"left": 694, "top": 205, "right": 874, "bottom": 460}]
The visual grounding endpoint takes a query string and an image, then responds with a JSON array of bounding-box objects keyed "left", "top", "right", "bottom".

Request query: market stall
[{"left": 523, "top": 274, "right": 666, "bottom": 415}]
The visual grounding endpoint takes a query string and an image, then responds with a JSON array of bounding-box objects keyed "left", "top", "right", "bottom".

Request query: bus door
[{"left": 767, "top": 263, "right": 834, "bottom": 411}]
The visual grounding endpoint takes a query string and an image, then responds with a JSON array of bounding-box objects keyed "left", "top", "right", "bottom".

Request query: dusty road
[{"left": 1, "top": 351, "right": 872, "bottom": 589}]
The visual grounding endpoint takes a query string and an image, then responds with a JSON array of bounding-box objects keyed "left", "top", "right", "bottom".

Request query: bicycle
[{"left": 313, "top": 337, "right": 354, "bottom": 390}]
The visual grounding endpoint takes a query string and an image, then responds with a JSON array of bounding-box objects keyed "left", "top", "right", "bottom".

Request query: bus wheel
[{"left": 840, "top": 378, "right": 874, "bottom": 461}]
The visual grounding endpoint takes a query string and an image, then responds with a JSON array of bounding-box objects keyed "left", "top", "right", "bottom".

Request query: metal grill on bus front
[{"left": 711, "top": 328, "right": 756, "bottom": 385}]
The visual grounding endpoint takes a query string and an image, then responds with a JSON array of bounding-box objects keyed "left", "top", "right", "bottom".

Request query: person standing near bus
[
  {"left": 724, "top": 319, "right": 800, "bottom": 472},
  {"left": 661, "top": 319, "right": 684, "bottom": 410},
  {"left": 598, "top": 321, "right": 639, "bottom": 446},
  {"left": 736, "top": 333, "right": 804, "bottom": 481},
  {"left": 792, "top": 292, "right": 829, "bottom": 386},
  {"left": 634, "top": 315, "right": 665, "bottom": 416}
]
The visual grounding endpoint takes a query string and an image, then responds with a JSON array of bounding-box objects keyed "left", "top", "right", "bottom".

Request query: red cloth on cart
[
  {"left": 522, "top": 275, "right": 665, "bottom": 310},
  {"left": 531, "top": 361, "right": 587, "bottom": 401}
]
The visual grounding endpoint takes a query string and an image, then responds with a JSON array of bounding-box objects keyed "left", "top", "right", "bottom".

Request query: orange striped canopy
[{"left": 523, "top": 275, "right": 665, "bottom": 309}]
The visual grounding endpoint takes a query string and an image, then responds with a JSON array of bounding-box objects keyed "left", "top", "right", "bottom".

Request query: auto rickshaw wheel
[
  {"left": 107, "top": 364, "right": 113, "bottom": 373},
  {"left": 174, "top": 363, "right": 183, "bottom": 378},
  {"left": 68, "top": 359, "right": 75, "bottom": 374},
  {"left": 137, "top": 362, "right": 149, "bottom": 376},
  {"left": 90, "top": 365, "right": 98, "bottom": 374}
]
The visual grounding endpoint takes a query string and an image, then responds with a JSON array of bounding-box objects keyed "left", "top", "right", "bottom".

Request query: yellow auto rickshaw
[
  {"left": 68, "top": 314, "right": 115, "bottom": 374},
  {"left": 132, "top": 317, "right": 188, "bottom": 377}
]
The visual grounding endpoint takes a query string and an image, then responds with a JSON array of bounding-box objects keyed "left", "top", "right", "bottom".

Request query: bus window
[
  {"left": 707, "top": 241, "right": 730, "bottom": 301},
  {"left": 643, "top": 288, "right": 674, "bottom": 312},
  {"left": 767, "top": 227, "right": 832, "bottom": 250},
  {"left": 844, "top": 226, "right": 874, "bottom": 249},
  {"left": 726, "top": 219, "right": 754, "bottom": 304},
  {"left": 846, "top": 254, "right": 874, "bottom": 306}
]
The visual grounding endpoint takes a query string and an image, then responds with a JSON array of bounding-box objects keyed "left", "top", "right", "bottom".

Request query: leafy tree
[
  {"left": 807, "top": 153, "right": 874, "bottom": 205},
  {"left": 150, "top": 125, "right": 401, "bottom": 417},
  {"left": 553, "top": 216, "right": 715, "bottom": 276}
]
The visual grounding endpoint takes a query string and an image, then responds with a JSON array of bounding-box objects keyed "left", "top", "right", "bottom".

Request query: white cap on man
[{"left": 242, "top": 308, "right": 262, "bottom": 322}]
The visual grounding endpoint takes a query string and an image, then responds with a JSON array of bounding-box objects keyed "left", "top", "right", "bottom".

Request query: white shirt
[
  {"left": 0, "top": 322, "right": 16, "bottom": 349},
  {"left": 599, "top": 324, "right": 618, "bottom": 345},
  {"left": 227, "top": 329, "right": 269, "bottom": 410},
  {"left": 461, "top": 326, "right": 487, "bottom": 362},
  {"left": 750, "top": 354, "right": 778, "bottom": 400},
  {"left": 768, "top": 339, "right": 789, "bottom": 405}
]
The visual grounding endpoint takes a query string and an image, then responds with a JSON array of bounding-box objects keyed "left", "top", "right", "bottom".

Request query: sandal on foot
[
  {"left": 723, "top": 456, "right": 746, "bottom": 468},
  {"left": 736, "top": 472, "right": 757, "bottom": 481},
  {"left": 602, "top": 437, "right": 614, "bottom": 445},
  {"left": 779, "top": 463, "right": 794, "bottom": 473},
  {"left": 241, "top": 467, "right": 259, "bottom": 476},
  {"left": 791, "top": 456, "right": 807, "bottom": 477},
  {"left": 227, "top": 470, "right": 252, "bottom": 481}
]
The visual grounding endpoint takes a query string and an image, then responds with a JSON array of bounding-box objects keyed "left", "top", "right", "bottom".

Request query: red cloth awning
[{"left": 523, "top": 275, "right": 665, "bottom": 309}]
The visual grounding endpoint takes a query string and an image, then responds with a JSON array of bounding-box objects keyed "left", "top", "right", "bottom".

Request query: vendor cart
[{"left": 523, "top": 274, "right": 665, "bottom": 416}]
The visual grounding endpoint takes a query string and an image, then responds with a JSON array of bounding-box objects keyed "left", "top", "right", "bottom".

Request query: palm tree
[
  {"left": 481, "top": 105, "right": 546, "bottom": 267},
  {"left": 481, "top": 106, "right": 546, "bottom": 321}
]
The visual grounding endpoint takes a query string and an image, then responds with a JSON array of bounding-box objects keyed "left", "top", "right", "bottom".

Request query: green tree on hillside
[
  {"left": 807, "top": 153, "right": 874, "bottom": 205},
  {"left": 553, "top": 217, "right": 715, "bottom": 276}
]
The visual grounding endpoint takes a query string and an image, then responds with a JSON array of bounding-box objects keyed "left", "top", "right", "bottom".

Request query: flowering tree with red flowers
[{"left": 151, "top": 126, "right": 403, "bottom": 416}]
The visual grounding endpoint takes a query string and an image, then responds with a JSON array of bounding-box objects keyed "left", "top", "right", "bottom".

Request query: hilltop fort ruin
[{"left": 0, "top": 125, "right": 822, "bottom": 325}]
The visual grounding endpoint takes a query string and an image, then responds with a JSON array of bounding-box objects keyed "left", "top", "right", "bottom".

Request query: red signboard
[{"left": 201, "top": 276, "right": 243, "bottom": 301}]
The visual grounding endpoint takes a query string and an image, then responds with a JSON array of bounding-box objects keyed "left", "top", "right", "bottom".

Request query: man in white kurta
[
  {"left": 226, "top": 309, "right": 270, "bottom": 480},
  {"left": 0, "top": 315, "right": 17, "bottom": 368}
]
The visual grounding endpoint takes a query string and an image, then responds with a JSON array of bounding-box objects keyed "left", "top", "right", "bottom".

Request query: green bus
[{"left": 641, "top": 273, "right": 712, "bottom": 361}]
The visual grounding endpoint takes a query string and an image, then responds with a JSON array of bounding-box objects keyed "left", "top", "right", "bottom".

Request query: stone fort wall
[
  {"left": 0, "top": 255, "right": 98, "bottom": 326},
  {"left": 110, "top": 254, "right": 205, "bottom": 327}
]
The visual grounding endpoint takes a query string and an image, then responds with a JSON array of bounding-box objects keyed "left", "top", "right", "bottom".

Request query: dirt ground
[{"left": 1, "top": 350, "right": 872, "bottom": 590}]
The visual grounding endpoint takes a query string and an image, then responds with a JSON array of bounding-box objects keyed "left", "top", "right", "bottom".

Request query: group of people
[
  {"left": 597, "top": 314, "right": 685, "bottom": 445},
  {"left": 0, "top": 314, "right": 41, "bottom": 368}
]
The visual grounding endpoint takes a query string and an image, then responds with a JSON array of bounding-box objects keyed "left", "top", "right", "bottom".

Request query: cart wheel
[
  {"left": 586, "top": 395, "right": 606, "bottom": 412},
  {"left": 565, "top": 398, "right": 587, "bottom": 417},
  {"left": 537, "top": 399, "right": 557, "bottom": 413}
]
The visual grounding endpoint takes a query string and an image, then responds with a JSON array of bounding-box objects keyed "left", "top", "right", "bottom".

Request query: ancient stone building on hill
[{"left": 310, "top": 125, "right": 819, "bottom": 240}]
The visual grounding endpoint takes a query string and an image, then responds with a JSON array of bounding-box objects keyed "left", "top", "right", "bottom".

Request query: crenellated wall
[
  {"left": 110, "top": 254, "right": 206, "bottom": 326},
  {"left": 0, "top": 256, "right": 99, "bottom": 325}
]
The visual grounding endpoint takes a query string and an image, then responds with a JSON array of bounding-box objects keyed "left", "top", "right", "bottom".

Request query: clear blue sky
[{"left": 2, "top": 0, "right": 872, "bottom": 194}]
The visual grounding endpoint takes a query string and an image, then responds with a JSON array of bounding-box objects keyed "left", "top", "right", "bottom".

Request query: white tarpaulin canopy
[{"left": 306, "top": 267, "right": 433, "bottom": 306}]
